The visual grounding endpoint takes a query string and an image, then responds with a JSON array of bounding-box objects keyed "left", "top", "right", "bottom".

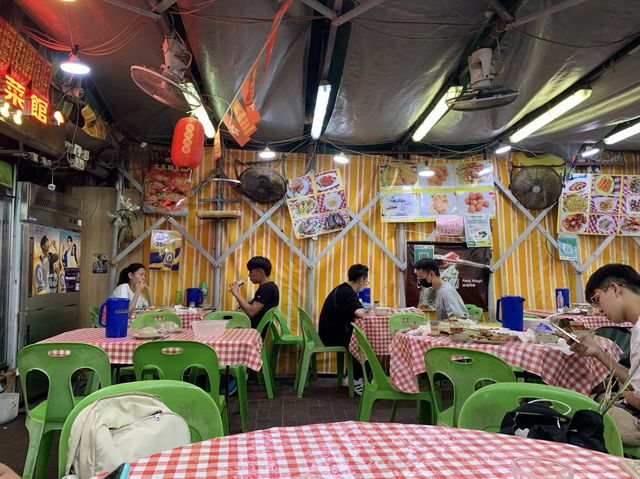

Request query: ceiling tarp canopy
[{"left": 8, "top": 0, "right": 640, "bottom": 153}]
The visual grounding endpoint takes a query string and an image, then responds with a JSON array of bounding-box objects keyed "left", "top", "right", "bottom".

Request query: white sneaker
[{"left": 342, "top": 377, "right": 364, "bottom": 396}]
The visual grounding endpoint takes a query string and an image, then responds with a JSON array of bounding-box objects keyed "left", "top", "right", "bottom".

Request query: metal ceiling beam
[
  {"left": 101, "top": 0, "right": 160, "bottom": 19},
  {"left": 507, "top": 0, "right": 591, "bottom": 29},
  {"left": 332, "top": 0, "right": 386, "bottom": 27},
  {"left": 152, "top": 0, "right": 178, "bottom": 13},
  {"left": 299, "top": 0, "right": 337, "bottom": 20},
  {"left": 485, "top": 0, "right": 513, "bottom": 22}
]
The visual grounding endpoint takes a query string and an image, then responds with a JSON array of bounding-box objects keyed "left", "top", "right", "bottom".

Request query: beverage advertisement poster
[
  {"left": 286, "top": 169, "right": 350, "bottom": 239},
  {"left": 59, "top": 230, "right": 81, "bottom": 292},
  {"left": 379, "top": 157, "right": 495, "bottom": 223},
  {"left": 31, "top": 225, "right": 81, "bottom": 295},
  {"left": 406, "top": 241, "right": 491, "bottom": 310},
  {"left": 149, "top": 230, "right": 181, "bottom": 271}
]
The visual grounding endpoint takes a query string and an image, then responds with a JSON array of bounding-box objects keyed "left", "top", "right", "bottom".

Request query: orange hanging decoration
[{"left": 171, "top": 117, "right": 204, "bottom": 168}]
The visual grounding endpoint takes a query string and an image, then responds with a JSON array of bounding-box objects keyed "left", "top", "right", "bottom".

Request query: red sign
[{"left": 3, "top": 74, "right": 25, "bottom": 109}]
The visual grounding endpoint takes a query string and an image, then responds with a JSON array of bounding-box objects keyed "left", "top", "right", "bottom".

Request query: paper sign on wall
[
  {"left": 465, "top": 215, "right": 492, "bottom": 247},
  {"left": 558, "top": 234, "right": 578, "bottom": 261},
  {"left": 149, "top": 230, "right": 181, "bottom": 271},
  {"left": 435, "top": 216, "right": 464, "bottom": 237}
]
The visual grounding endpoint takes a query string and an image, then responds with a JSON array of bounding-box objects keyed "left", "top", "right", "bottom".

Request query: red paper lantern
[{"left": 171, "top": 117, "right": 204, "bottom": 168}]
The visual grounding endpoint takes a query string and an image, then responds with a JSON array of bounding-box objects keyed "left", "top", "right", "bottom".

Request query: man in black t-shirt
[
  {"left": 318, "top": 264, "right": 368, "bottom": 393},
  {"left": 229, "top": 256, "right": 279, "bottom": 330}
]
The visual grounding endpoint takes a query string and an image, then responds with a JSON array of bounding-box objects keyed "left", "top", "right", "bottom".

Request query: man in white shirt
[
  {"left": 570, "top": 263, "right": 640, "bottom": 446},
  {"left": 414, "top": 258, "right": 468, "bottom": 321}
]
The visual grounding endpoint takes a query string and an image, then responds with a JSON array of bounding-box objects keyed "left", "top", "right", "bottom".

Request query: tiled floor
[{"left": 0, "top": 376, "right": 423, "bottom": 478}]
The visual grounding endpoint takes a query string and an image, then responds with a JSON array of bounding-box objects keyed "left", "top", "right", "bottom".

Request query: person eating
[{"left": 111, "top": 263, "right": 151, "bottom": 314}]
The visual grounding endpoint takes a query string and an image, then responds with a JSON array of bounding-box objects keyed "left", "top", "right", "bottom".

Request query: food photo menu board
[
  {"left": 379, "top": 159, "right": 495, "bottom": 223},
  {"left": 558, "top": 173, "right": 640, "bottom": 236},
  {"left": 286, "top": 170, "right": 350, "bottom": 239}
]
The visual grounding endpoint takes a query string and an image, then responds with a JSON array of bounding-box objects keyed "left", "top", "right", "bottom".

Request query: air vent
[{"left": 32, "top": 196, "right": 80, "bottom": 216}]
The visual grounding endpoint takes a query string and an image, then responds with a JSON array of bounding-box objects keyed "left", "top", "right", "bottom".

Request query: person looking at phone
[
  {"left": 111, "top": 263, "right": 151, "bottom": 314},
  {"left": 414, "top": 258, "right": 468, "bottom": 321},
  {"left": 569, "top": 263, "right": 640, "bottom": 446}
]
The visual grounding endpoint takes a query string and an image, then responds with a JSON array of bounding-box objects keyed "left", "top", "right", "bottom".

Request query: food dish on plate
[
  {"left": 428, "top": 194, "right": 451, "bottom": 215},
  {"left": 288, "top": 177, "right": 310, "bottom": 197},
  {"left": 425, "top": 164, "right": 449, "bottom": 186},
  {"left": 627, "top": 196, "right": 640, "bottom": 214},
  {"left": 381, "top": 164, "right": 417, "bottom": 187},
  {"left": 323, "top": 193, "right": 343, "bottom": 211},
  {"left": 296, "top": 218, "right": 323, "bottom": 236},
  {"left": 621, "top": 217, "right": 640, "bottom": 234},
  {"left": 595, "top": 175, "right": 615, "bottom": 194},
  {"left": 290, "top": 197, "right": 317, "bottom": 217},
  {"left": 562, "top": 194, "right": 588, "bottom": 213},
  {"left": 133, "top": 327, "right": 164, "bottom": 339},
  {"left": 629, "top": 178, "right": 640, "bottom": 194},
  {"left": 561, "top": 213, "right": 587, "bottom": 232},
  {"left": 463, "top": 192, "right": 491, "bottom": 213},
  {"left": 316, "top": 171, "right": 339, "bottom": 191},
  {"left": 567, "top": 179, "right": 588, "bottom": 193},
  {"left": 596, "top": 215, "right": 616, "bottom": 233},
  {"left": 456, "top": 162, "right": 487, "bottom": 184},
  {"left": 470, "top": 330, "right": 513, "bottom": 344},
  {"left": 593, "top": 197, "right": 616, "bottom": 213},
  {"left": 382, "top": 194, "right": 418, "bottom": 216}
]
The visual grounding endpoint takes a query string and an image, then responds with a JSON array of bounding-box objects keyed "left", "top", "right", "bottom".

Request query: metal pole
[
  {"left": 397, "top": 224, "right": 406, "bottom": 307},
  {"left": 6, "top": 163, "right": 20, "bottom": 367},
  {"left": 109, "top": 171, "right": 124, "bottom": 290}
]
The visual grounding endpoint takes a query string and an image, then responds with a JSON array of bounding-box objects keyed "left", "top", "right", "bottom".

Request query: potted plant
[{"left": 109, "top": 195, "right": 140, "bottom": 247}]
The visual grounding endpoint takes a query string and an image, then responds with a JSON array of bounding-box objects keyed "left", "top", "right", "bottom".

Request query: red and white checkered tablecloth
[
  {"left": 41, "top": 327, "right": 263, "bottom": 371},
  {"left": 129, "top": 308, "right": 207, "bottom": 329},
  {"left": 348, "top": 307, "right": 423, "bottom": 358},
  {"left": 119, "top": 421, "right": 626, "bottom": 478},
  {"left": 525, "top": 308, "right": 633, "bottom": 329},
  {"left": 389, "top": 333, "right": 621, "bottom": 395}
]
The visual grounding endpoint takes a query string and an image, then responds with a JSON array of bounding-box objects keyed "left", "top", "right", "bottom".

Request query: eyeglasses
[{"left": 589, "top": 282, "right": 626, "bottom": 307}]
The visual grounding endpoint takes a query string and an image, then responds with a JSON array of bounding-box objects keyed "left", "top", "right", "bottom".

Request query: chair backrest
[
  {"left": 89, "top": 306, "right": 102, "bottom": 328},
  {"left": 352, "top": 324, "right": 393, "bottom": 391},
  {"left": 202, "top": 310, "right": 251, "bottom": 329},
  {"left": 17, "top": 343, "right": 112, "bottom": 423},
  {"left": 389, "top": 312, "right": 427, "bottom": 335},
  {"left": 273, "top": 307, "right": 294, "bottom": 336},
  {"left": 297, "top": 307, "right": 324, "bottom": 347},
  {"left": 132, "top": 340, "right": 220, "bottom": 396},
  {"left": 58, "top": 379, "right": 225, "bottom": 478},
  {"left": 424, "top": 346, "right": 516, "bottom": 426},
  {"left": 457, "top": 382, "right": 623, "bottom": 456},
  {"left": 595, "top": 327, "right": 631, "bottom": 368},
  {"left": 465, "top": 304, "right": 483, "bottom": 321},
  {"left": 131, "top": 311, "right": 182, "bottom": 329}
]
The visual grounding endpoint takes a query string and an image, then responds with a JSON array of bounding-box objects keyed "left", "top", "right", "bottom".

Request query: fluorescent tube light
[
  {"left": 412, "top": 86, "right": 462, "bottom": 142},
  {"left": 333, "top": 152, "right": 349, "bottom": 164},
  {"left": 581, "top": 147, "right": 600, "bottom": 158},
  {"left": 509, "top": 89, "right": 591, "bottom": 143},
  {"left": 183, "top": 82, "right": 215, "bottom": 139},
  {"left": 495, "top": 144, "right": 512, "bottom": 155},
  {"left": 311, "top": 82, "right": 331, "bottom": 140},
  {"left": 478, "top": 166, "right": 493, "bottom": 176},
  {"left": 603, "top": 120, "right": 640, "bottom": 145}
]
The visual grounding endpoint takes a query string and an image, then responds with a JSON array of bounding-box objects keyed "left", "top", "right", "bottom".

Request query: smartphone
[
  {"left": 549, "top": 322, "right": 581, "bottom": 344},
  {"left": 102, "top": 463, "right": 130, "bottom": 479},
  {"left": 621, "top": 458, "right": 640, "bottom": 478}
]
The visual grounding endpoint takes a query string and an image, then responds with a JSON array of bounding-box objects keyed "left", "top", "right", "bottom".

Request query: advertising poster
[
  {"left": 31, "top": 225, "right": 81, "bottom": 295},
  {"left": 558, "top": 173, "right": 640, "bottom": 236},
  {"left": 149, "top": 230, "right": 181, "bottom": 271},
  {"left": 92, "top": 253, "right": 109, "bottom": 274},
  {"left": 143, "top": 165, "right": 192, "bottom": 217},
  {"left": 59, "top": 230, "right": 81, "bottom": 292},
  {"left": 406, "top": 241, "right": 491, "bottom": 310},
  {"left": 286, "top": 169, "right": 350, "bottom": 239},
  {"left": 464, "top": 215, "right": 492, "bottom": 247},
  {"left": 380, "top": 157, "right": 495, "bottom": 223}
]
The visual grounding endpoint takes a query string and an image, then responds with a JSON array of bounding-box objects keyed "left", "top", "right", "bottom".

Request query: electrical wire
[
  {"left": 351, "top": 19, "right": 485, "bottom": 41},
  {"left": 176, "top": 12, "right": 322, "bottom": 24},
  {"left": 513, "top": 27, "right": 640, "bottom": 49}
]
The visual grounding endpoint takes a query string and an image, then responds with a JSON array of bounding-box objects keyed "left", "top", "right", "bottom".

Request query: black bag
[{"left": 499, "top": 402, "right": 607, "bottom": 453}]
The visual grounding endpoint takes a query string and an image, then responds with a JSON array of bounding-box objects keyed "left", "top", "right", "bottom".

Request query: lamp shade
[{"left": 171, "top": 117, "right": 204, "bottom": 168}]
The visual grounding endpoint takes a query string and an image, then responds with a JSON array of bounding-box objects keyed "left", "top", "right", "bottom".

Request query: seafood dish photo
[
  {"left": 289, "top": 197, "right": 317, "bottom": 218},
  {"left": 592, "top": 197, "right": 617, "bottom": 213},
  {"left": 316, "top": 171, "right": 339, "bottom": 191},
  {"left": 381, "top": 164, "right": 418, "bottom": 187},
  {"left": 287, "top": 177, "right": 310, "bottom": 197},
  {"left": 628, "top": 177, "right": 640, "bottom": 195},
  {"left": 561, "top": 213, "right": 588, "bottom": 232},
  {"left": 427, "top": 193, "right": 451, "bottom": 215},
  {"left": 462, "top": 192, "right": 491, "bottom": 213},
  {"left": 567, "top": 179, "right": 588, "bottom": 193},
  {"left": 143, "top": 167, "right": 192, "bottom": 215},
  {"left": 382, "top": 194, "right": 419, "bottom": 217},
  {"left": 596, "top": 215, "right": 616, "bottom": 234},
  {"left": 424, "top": 164, "right": 450, "bottom": 186},
  {"left": 295, "top": 218, "right": 323, "bottom": 237},
  {"left": 627, "top": 197, "right": 640, "bottom": 215},
  {"left": 621, "top": 217, "right": 640, "bottom": 234},
  {"left": 456, "top": 162, "right": 489, "bottom": 185},
  {"left": 562, "top": 194, "right": 588, "bottom": 213}
]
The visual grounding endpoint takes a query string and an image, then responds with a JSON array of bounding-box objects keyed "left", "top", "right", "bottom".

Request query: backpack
[
  {"left": 65, "top": 393, "right": 191, "bottom": 479},
  {"left": 499, "top": 401, "right": 607, "bottom": 453}
]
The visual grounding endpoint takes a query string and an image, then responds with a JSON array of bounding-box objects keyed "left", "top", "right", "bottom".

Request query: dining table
[
  {"left": 113, "top": 421, "right": 628, "bottom": 478},
  {"left": 389, "top": 331, "right": 622, "bottom": 395},
  {"left": 129, "top": 306, "right": 211, "bottom": 329},
  {"left": 525, "top": 308, "right": 634, "bottom": 330}
]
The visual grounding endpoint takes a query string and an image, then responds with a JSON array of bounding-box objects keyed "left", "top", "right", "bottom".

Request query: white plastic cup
[{"left": 512, "top": 457, "right": 574, "bottom": 479}]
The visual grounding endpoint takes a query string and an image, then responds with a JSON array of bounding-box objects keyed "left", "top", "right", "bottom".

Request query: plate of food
[
  {"left": 560, "top": 213, "right": 588, "bottom": 232},
  {"left": 461, "top": 191, "right": 492, "bottom": 214},
  {"left": 621, "top": 217, "right": 640, "bottom": 234},
  {"left": 287, "top": 177, "right": 311, "bottom": 197},
  {"left": 595, "top": 215, "right": 617, "bottom": 234},
  {"left": 426, "top": 193, "right": 453, "bottom": 215},
  {"left": 133, "top": 327, "right": 165, "bottom": 340},
  {"left": 592, "top": 197, "right": 617, "bottom": 213},
  {"left": 322, "top": 192, "right": 344, "bottom": 211},
  {"left": 627, "top": 196, "right": 640, "bottom": 215},
  {"left": 423, "top": 164, "right": 450, "bottom": 187},
  {"left": 628, "top": 177, "right": 640, "bottom": 195},
  {"left": 381, "top": 164, "right": 418, "bottom": 187},
  {"left": 382, "top": 194, "right": 419, "bottom": 217},
  {"left": 316, "top": 171, "right": 339, "bottom": 191},
  {"left": 471, "top": 330, "right": 513, "bottom": 344},
  {"left": 566, "top": 178, "right": 588, "bottom": 193},
  {"left": 296, "top": 218, "right": 323, "bottom": 237},
  {"left": 456, "top": 162, "right": 488, "bottom": 185},
  {"left": 290, "top": 197, "right": 317, "bottom": 218},
  {"left": 562, "top": 193, "right": 589, "bottom": 213},
  {"left": 594, "top": 175, "right": 615, "bottom": 195}
]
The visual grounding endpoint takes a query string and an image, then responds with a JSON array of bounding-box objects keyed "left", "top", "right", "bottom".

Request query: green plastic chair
[
  {"left": 457, "top": 382, "right": 623, "bottom": 456},
  {"left": 423, "top": 346, "right": 516, "bottom": 427},
  {"left": 17, "top": 343, "right": 112, "bottom": 479},
  {"left": 130, "top": 311, "right": 182, "bottom": 329},
  {"left": 295, "top": 307, "right": 354, "bottom": 398},
  {"left": 269, "top": 307, "right": 303, "bottom": 373},
  {"left": 255, "top": 310, "right": 277, "bottom": 399},
  {"left": 57, "top": 379, "right": 225, "bottom": 479},
  {"left": 389, "top": 312, "right": 427, "bottom": 335},
  {"left": 132, "top": 340, "right": 229, "bottom": 434},
  {"left": 202, "top": 310, "right": 252, "bottom": 329},
  {"left": 465, "top": 304, "right": 483, "bottom": 321},
  {"left": 352, "top": 324, "right": 433, "bottom": 423},
  {"left": 89, "top": 306, "right": 102, "bottom": 328},
  {"left": 595, "top": 327, "right": 631, "bottom": 369}
]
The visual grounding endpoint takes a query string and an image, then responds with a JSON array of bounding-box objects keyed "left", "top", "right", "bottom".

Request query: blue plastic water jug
[
  {"left": 496, "top": 295, "right": 525, "bottom": 331},
  {"left": 358, "top": 287, "right": 371, "bottom": 308},
  {"left": 98, "top": 297, "right": 130, "bottom": 338},
  {"left": 186, "top": 287, "right": 203, "bottom": 307}
]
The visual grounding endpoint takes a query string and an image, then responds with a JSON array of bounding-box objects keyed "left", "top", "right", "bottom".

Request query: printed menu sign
[
  {"left": 558, "top": 173, "right": 640, "bottom": 236},
  {"left": 286, "top": 170, "right": 349, "bottom": 239},
  {"left": 465, "top": 215, "right": 492, "bottom": 247},
  {"left": 379, "top": 158, "right": 495, "bottom": 223}
]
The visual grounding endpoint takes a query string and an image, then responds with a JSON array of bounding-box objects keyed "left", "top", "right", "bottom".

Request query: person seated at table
[
  {"left": 229, "top": 256, "right": 279, "bottom": 331},
  {"left": 569, "top": 263, "right": 640, "bottom": 446},
  {"left": 111, "top": 263, "right": 151, "bottom": 314},
  {"left": 318, "top": 263, "right": 368, "bottom": 395},
  {"left": 414, "top": 258, "right": 468, "bottom": 321}
]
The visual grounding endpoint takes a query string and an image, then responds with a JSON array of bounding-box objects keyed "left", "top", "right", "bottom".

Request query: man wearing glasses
[{"left": 570, "top": 263, "right": 640, "bottom": 446}]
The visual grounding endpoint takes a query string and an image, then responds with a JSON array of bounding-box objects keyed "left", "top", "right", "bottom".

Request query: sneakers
[
  {"left": 220, "top": 376, "right": 238, "bottom": 396},
  {"left": 342, "top": 377, "right": 364, "bottom": 396}
]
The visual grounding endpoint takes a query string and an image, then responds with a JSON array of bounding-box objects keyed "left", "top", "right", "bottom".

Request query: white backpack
[{"left": 65, "top": 393, "right": 191, "bottom": 479}]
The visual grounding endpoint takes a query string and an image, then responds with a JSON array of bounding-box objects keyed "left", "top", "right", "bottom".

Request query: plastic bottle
[
  {"left": 175, "top": 290, "right": 182, "bottom": 306},
  {"left": 201, "top": 280, "right": 208, "bottom": 298},
  {"left": 557, "top": 290, "right": 564, "bottom": 311}
]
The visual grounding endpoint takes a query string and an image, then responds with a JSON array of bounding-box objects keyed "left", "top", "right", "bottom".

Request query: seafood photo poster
[
  {"left": 558, "top": 173, "right": 640, "bottom": 236},
  {"left": 143, "top": 165, "right": 193, "bottom": 217},
  {"left": 286, "top": 169, "right": 350, "bottom": 239},
  {"left": 379, "top": 158, "right": 495, "bottom": 222}
]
